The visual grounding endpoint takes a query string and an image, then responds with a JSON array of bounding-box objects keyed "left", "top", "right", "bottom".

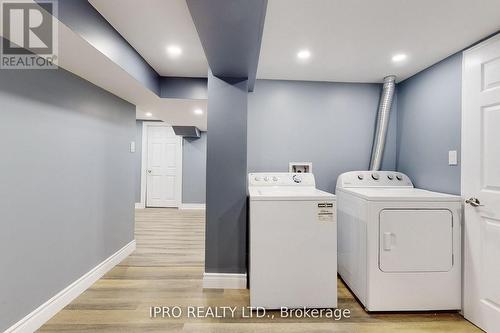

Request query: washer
[
  {"left": 336, "top": 171, "right": 462, "bottom": 311},
  {"left": 248, "top": 172, "right": 337, "bottom": 309}
]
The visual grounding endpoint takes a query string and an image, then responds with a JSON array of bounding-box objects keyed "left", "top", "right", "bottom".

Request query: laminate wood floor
[{"left": 39, "top": 208, "right": 481, "bottom": 332}]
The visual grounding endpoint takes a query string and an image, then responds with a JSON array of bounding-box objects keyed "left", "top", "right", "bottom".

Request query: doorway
[
  {"left": 462, "top": 33, "right": 500, "bottom": 332},
  {"left": 140, "top": 122, "right": 182, "bottom": 208}
]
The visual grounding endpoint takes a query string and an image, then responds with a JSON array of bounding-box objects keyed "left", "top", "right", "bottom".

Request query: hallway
[{"left": 39, "top": 209, "right": 479, "bottom": 332}]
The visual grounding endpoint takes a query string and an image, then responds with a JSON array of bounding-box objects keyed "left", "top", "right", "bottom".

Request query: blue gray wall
[
  {"left": 57, "top": 0, "right": 160, "bottom": 94},
  {"left": 160, "top": 77, "right": 208, "bottom": 99},
  {"left": 134, "top": 121, "right": 207, "bottom": 204},
  {"left": 183, "top": 133, "right": 207, "bottom": 204},
  {"left": 135, "top": 120, "right": 143, "bottom": 202},
  {"left": 396, "top": 53, "right": 462, "bottom": 195},
  {"left": 248, "top": 79, "right": 397, "bottom": 193},
  {"left": 205, "top": 73, "right": 248, "bottom": 274},
  {"left": 0, "top": 68, "right": 136, "bottom": 332}
]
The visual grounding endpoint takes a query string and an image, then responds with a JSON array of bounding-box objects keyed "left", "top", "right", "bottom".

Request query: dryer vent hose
[{"left": 370, "top": 75, "right": 396, "bottom": 171}]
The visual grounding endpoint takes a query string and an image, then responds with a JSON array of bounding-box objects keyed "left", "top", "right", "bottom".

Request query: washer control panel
[
  {"left": 336, "top": 171, "right": 413, "bottom": 188},
  {"left": 248, "top": 172, "right": 316, "bottom": 187}
]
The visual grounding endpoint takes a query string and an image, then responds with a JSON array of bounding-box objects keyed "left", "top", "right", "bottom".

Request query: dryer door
[{"left": 379, "top": 209, "right": 453, "bottom": 272}]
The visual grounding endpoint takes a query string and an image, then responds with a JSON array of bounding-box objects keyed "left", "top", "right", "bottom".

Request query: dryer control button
[{"left": 371, "top": 173, "right": 380, "bottom": 180}]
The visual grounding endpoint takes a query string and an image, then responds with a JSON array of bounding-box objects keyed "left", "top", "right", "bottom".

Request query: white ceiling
[
  {"left": 257, "top": 0, "right": 500, "bottom": 83},
  {"left": 89, "top": 0, "right": 208, "bottom": 77},
  {"left": 53, "top": 16, "right": 208, "bottom": 129},
  {"left": 136, "top": 99, "right": 208, "bottom": 127},
  {"left": 89, "top": 0, "right": 500, "bottom": 84}
]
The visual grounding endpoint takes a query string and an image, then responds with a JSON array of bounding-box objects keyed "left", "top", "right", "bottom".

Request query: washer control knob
[
  {"left": 254, "top": 176, "right": 261, "bottom": 181},
  {"left": 272, "top": 176, "right": 279, "bottom": 182},
  {"left": 371, "top": 173, "right": 380, "bottom": 180},
  {"left": 292, "top": 174, "right": 302, "bottom": 183},
  {"left": 387, "top": 174, "right": 394, "bottom": 180},
  {"left": 396, "top": 174, "right": 403, "bottom": 181},
  {"left": 357, "top": 174, "right": 364, "bottom": 180},
  {"left": 264, "top": 176, "right": 270, "bottom": 182}
]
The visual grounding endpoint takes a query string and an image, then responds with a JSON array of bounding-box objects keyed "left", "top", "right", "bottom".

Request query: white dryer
[
  {"left": 248, "top": 173, "right": 337, "bottom": 309},
  {"left": 336, "top": 171, "right": 462, "bottom": 311}
]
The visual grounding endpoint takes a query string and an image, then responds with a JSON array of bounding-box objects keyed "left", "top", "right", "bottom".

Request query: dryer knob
[
  {"left": 396, "top": 174, "right": 403, "bottom": 181},
  {"left": 357, "top": 174, "right": 364, "bottom": 180},
  {"left": 387, "top": 174, "right": 394, "bottom": 180},
  {"left": 371, "top": 173, "right": 380, "bottom": 180}
]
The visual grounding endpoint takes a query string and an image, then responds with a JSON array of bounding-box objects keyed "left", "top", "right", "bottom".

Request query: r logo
[{"left": 2, "top": 1, "right": 54, "bottom": 55}]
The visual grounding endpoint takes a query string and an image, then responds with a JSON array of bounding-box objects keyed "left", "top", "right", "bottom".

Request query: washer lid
[
  {"left": 339, "top": 188, "right": 461, "bottom": 202},
  {"left": 249, "top": 187, "right": 335, "bottom": 201}
]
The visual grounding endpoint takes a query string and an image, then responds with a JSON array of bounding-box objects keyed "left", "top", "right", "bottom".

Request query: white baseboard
[
  {"left": 135, "top": 202, "right": 145, "bottom": 209},
  {"left": 5, "top": 240, "right": 136, "bottom": 333},
  {"left": 203, "top": 272, "right": 247, "bottom": 289},
  {"left": 180, "top": 203, "right": 206, "bottom": 210}
]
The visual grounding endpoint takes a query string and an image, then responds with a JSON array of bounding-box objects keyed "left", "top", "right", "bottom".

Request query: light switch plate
[
  {"left": 448, "top": 150, "right": 458, "bottom": 165},
  {"left": 130, "top": 141, "right": 136, "bottom": 153}
]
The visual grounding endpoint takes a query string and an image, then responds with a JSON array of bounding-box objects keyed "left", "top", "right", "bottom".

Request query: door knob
[{"left": 465, "top": 197, "right": 484, "bottom": 207}]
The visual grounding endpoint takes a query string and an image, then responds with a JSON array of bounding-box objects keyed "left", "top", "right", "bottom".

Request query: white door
[
  {"left": 146, "top": 125, "right": 181, "bottom": 207},
  {"left": 463, "top": 33, "right": 500, "bottom": 332}
]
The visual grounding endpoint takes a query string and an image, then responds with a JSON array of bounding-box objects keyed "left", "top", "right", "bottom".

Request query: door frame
[{"left": 139, "top": 121, "right": 183, "bottom": 208}]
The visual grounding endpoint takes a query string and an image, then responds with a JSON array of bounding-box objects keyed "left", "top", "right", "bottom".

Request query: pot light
[
  {"left": 167, "top": 45, "right": 182, "bottom": 57},
  {"left": 194, "top": 108, "right": 203, "bottom": 115},
  {"left": 145, "top": 112, "right": 153, "bottom": 117},
  {"left": 297, "top": 49, "right": 311, "bottom": 60},
  {"left": 392, "top": 53, "right": 407, "bottom": 63}
]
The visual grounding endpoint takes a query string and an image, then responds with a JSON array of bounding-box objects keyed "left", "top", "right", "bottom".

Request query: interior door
[
  {"left": 146, "top": 125, "right": 181, "bottom": 208},
  {"left": 463, "top": 33, "right": 500, "bottom": 332}
]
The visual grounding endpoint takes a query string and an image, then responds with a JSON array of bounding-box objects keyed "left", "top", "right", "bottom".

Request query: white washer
[
  {"left": 336, "top": 171, "right": 462, "bottom": 311},
  {"left": 248, "top": 172, "right": 337, "bottom": 309}
]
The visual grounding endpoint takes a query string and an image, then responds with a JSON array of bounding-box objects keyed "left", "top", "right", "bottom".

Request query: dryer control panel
[{"left": 336, "top": 171, "right": 413, "bottom": 188}]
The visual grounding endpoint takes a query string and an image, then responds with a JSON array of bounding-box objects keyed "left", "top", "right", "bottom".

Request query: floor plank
[{"left": 39, "top": 208, "right": 481, "bottom": 332}]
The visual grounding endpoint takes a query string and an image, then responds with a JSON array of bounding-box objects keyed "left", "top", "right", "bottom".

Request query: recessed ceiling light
[
  {"left": 392, "top": 53, "right": 407, "bottom": 63},
  {"left": 297, "top": 49, "right": 311, "bottom": 60},
  {"left": 145, "top": 112, "right": 153, "bottom": 117},
  {"left": 167, "top": 45, "right": 182, "bottom": 58},
  {"left": 194, "top": 109, "right": 203, "bottom": 115}
]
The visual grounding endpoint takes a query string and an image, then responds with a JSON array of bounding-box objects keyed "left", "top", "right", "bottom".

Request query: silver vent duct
[{"left": 369, "top": 75, "right": 396, "bottom": 171}]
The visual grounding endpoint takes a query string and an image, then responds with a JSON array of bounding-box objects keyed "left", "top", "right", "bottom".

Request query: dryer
[{"left": 336, "top": 171, "right": 462, "bottom": 311}]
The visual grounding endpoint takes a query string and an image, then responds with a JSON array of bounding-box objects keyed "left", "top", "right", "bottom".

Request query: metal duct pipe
[{"left": 369, "top": 75, "right": 396, "bottom": 171}]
